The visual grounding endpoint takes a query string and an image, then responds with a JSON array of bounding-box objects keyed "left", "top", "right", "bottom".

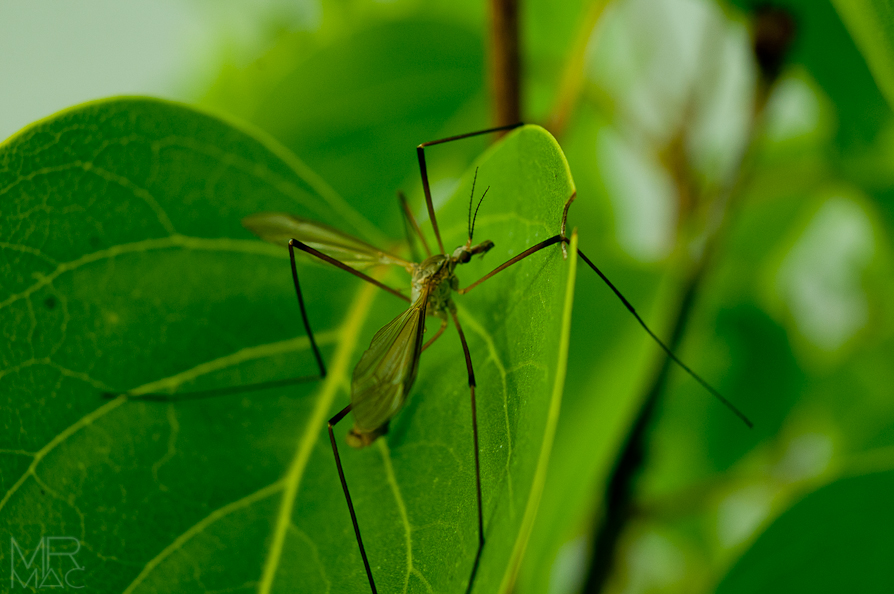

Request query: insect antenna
[
  {"left": 470, "top": 186, "right": 489, "bottom": 243},
  {"left": 418, "top": 122, "right": 522, "bottom": 254},
  {"left": 467, "top": 167, "right": 479, "bottom": 241}
]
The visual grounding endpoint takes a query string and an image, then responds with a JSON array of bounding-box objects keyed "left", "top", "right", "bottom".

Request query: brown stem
[
  {"left": 489, "top": 0, "right": 521, "bottom": 127},
  {"left": 581, "top": 12, "right": 787, "bottom": 591},
  {"left": 546, "top": 0, "right": 611, "bottom": 137},
  {"left": 581, "top": 251, "right": 708, "bottom": 593}
]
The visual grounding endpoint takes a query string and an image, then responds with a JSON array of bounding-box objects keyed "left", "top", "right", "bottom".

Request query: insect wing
[
  {"left": 242, "top": 212, "right": 411, "bottom": 269},
  {"left": 350, "top": 293, "right": 428, "bottom": 433}
]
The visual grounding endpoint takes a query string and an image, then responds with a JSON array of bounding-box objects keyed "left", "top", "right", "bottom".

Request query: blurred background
[{"left": 4, "top": 0, "right": 892, "bottom": 592}]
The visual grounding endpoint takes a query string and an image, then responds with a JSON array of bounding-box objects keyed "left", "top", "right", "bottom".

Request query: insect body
[
  {"left": 241, "top": 162, "right": 504, "bottom": 593},
  {"left": 242, "top": 208, "right": 496, "bottom": 449},
  {"left": 348, "top": 241, "right": 494, "bottom": 447}
]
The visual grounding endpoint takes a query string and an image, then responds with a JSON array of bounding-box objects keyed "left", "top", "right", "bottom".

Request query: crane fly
[
  {"left": 112, "top": 123, "right": 751, "bottom": 594},
  {"left": 242, "top": 172, "right": 497, "bottom": 452},
  {"left": 241, "top": 152, "right": 513, "bottom": 593},
  {"left": 240, "top": 123, "right": 751, "bottom": 593}
]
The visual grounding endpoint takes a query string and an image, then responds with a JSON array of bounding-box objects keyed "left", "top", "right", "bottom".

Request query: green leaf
[
  {"left": 203, "top": 18, "right": 486, "bottom": 234},
  {"left": 0, "top": 98, "right": 576, "bottom": 593},
  {"left": 717, "top": 468, "right": 894, "bottom": 594},
  {"left": 832, "top": 0, "right": 894, "bottom": 113}
]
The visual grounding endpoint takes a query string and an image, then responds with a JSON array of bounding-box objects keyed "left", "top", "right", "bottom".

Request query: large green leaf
[
  {"left": 717, "top": 467, "right": 894, "bottom": 593},
  {"left": 832, "top": 0, "right": 894, "bottom": 113},
  {"left": 0, "top": 98, "right": 576, "bottom": 593}
]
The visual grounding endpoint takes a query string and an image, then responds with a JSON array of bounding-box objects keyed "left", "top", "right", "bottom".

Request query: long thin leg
[
  {"left": 398, "top": 191, "right": 432, "bottom": 259},
  {"left": 459, "top": 234, "right": 564, "bottom": 294},
  {"left": 449, "top": 309, "right": 485, "bottom": 594},
  {"left": 575, "top": 248, "right": 753, "bottom": 428},
  {"left": 422, "top": 318, "right": 448, "bottom": 352},
  {"left": 290, "top": 239, "right": 410, "bottom": 304},
  {"left": 417, "top": 123, "right": 523, "bottom": 255},
  {"left": 101, "top": 376, "right": 321, "bottom": 402},
  {"left": 328, "top": 404, "right": 378, "bottom": 594},
  {"left": 108, "top": 240, "right": 409, "bottom": 403},
  {"left": 289, "top": 239, "right": 328, "bottom": 378},
  {"left": 457, "top": 191, "right": 573, "bottom": 290},
  {"left": 459, "top": 232, "right": 752, "bottom": 427},
  {"left": 560, "top": 192, "right": 576, "bottom": 259},
  {"left": 104, "top": 240, "right": 342, "bottom": 401}
]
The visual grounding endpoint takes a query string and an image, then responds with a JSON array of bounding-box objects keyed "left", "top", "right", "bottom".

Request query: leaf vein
[
  {"left": 0, "top": 241, "right": 59, "bottom": 265},
  {"left": 288, "top": 524, "right": 332, "bottom": 594},
  {"left": 120, "top": 481, "right": 286, "bottom": 594},
  {"left": 0, "top": 396, "right": 125, "bottom": 513},
  {"left": 84, "top": 162, "right": 176, "bottom": 235},
  {"left": 0, "top": 333, "right": 334, "bottom": 514},
  {"left": 378, "top": 440, "right": 414, "bottom": 594},
  {"left": 150, "top": 136, "right": 385, "bottom": 245},
  {"left": 257, "top": 282, "right": 379, "bottom": 594},
  {"left": 0, "top": 235, "right": 284, "bottom": 311}
]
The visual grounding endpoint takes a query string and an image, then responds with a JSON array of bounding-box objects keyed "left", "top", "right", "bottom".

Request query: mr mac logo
[{"left": 9, "top": 536, "right": 84, "bottom": 589}]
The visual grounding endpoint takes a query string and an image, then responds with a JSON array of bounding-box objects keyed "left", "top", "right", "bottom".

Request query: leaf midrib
[{"left": 258, "top": 281, "right": 379, "bottom": 594}]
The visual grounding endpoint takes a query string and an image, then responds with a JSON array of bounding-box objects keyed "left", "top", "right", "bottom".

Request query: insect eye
[{"left": 458, "top": 250, "right": 472, "bottom": 264}]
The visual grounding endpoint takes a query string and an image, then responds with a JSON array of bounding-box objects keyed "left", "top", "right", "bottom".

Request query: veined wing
[
  {"left": 242, "top": 212, "right": 411, "bottom": 269},
  {"left": 350, "top": 290, "right": 429, "bottom": 435}
]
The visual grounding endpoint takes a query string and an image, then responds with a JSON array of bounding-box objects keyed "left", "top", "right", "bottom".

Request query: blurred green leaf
[
  {"left": 832, "top": 0, "right": 894, "bottom": 113},
  {"left": 514, "top": 108, "right": 682, "bottom": 594},
  {"left": 731, "top": 0, "right": 892, "bottom": 149},
  {"left": 717, "top": 467, "right": 894, "bottom": 594},
  {"left": 204, "top": 18, "right": 486, "bottom": 235},
  {"left": 0, "top": 99, "right": 576, "bottom": 592}
]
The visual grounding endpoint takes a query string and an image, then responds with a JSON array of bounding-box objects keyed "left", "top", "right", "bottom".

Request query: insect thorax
[{"left": 412, "top": 254, "right": 458, "bottom": 317}]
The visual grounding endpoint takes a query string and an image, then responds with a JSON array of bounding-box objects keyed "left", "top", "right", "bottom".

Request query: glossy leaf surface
[{"left": 0, "top": 99, "right": 576, "bottom": 593}]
